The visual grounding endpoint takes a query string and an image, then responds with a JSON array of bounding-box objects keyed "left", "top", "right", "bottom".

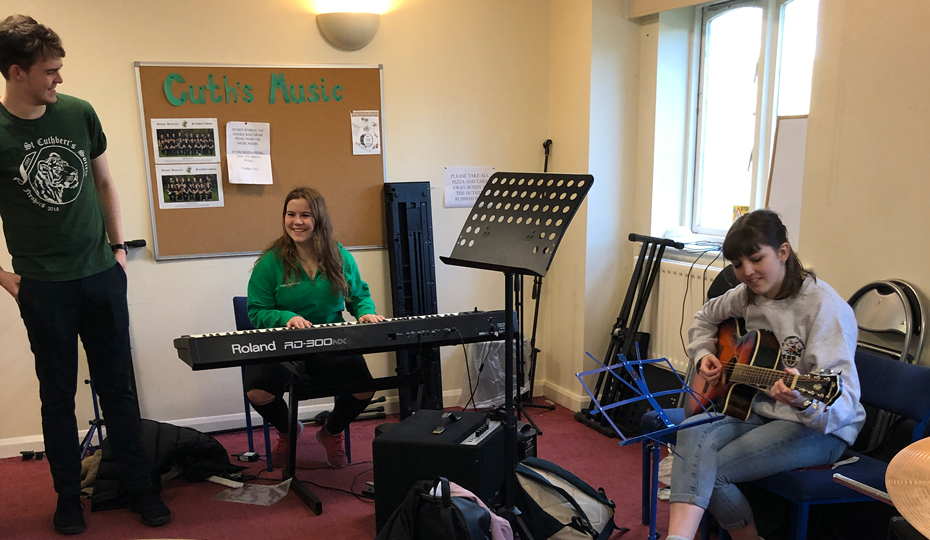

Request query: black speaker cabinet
[
  {"left": 610, "top": 362, "right": 683, "bottom": 436},
  {"left": 372, "top": 410, "right": 505, "bottom": 531}
]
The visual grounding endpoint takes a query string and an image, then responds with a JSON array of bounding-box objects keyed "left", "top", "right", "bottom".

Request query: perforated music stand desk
[
  {"left": 440, "top": 172, "right": 593, "bottom": 529},
  {"left": 440, "top": 172, "right": 592, "bottom": 277}
]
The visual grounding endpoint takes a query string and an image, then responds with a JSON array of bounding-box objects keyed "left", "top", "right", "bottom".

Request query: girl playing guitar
[{"left": 665, "top": 210, "right": 866, "bottom": 540}]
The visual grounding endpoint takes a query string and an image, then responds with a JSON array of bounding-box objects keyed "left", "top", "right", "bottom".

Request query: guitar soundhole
[{"left": 724, "top": 356, "right": 739, "bottom": 382}]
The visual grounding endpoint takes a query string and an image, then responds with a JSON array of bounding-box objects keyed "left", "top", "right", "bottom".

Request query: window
[{"left": 691, "top": 0, "right": 819, "bottom": 236}]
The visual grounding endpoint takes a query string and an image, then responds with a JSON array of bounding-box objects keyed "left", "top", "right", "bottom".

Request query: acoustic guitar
[{"left": 683, "top": 318, "right": 842, "bottom": 419}]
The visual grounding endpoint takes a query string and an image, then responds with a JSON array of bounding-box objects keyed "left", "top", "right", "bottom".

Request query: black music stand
[
  {"left": 441, "top": 171, "right": 593, "bottom": 536},
  {"left": 513, "top": 274, "right": 555, "bottom": 438}
]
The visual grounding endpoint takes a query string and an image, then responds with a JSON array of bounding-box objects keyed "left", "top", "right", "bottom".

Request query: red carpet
[{"left": 0, "top": 401, "right": 664, "bottom": 539}]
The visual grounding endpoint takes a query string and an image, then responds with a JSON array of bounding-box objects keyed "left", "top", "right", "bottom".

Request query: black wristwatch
[{"left": 110, "top": 243, "right": 129, "bottom": 254}]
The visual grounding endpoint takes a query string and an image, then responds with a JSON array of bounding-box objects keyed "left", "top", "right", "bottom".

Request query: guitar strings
[{"left": 724, "top": 362, "right": 833, "bottom": 399}]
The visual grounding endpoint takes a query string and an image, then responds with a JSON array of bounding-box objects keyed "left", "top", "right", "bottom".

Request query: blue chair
[
  {"left": 642, "top": 349, "right": 930, "bottom": 540},
  {"left": 233, "top": 296, "right": 352, "bottom": 472},
  {"left": 751, "top": 348, "right": 930, "bottom": 540}
]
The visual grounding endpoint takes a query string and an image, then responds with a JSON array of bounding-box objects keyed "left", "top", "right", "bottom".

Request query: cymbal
[{"left": 886, "top": 436, "right": 930, "bottom": 537}]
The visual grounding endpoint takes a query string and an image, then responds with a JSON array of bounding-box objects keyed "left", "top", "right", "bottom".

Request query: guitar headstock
[{"left": 796, "top": 370, "right": 843, "bottom": 406}]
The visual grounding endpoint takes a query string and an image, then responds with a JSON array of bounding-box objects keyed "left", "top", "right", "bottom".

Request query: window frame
[{"left": 689, "top": 0, "right": 811, "bottom": 237}]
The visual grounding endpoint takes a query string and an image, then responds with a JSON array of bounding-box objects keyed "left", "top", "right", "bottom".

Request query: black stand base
[
  {"left": 285, "top": 370, "right": 324, "bottom": 514},
  {"left": 522, "top": 398, "right": 555, "bottom": 411},
  {"left": 289, "top": 476, "right": 323, "bottom": 515},
  {"left": 278, "top": 363, "right": 426, "bottom": 513},
  {"left": 515, "top": 397, "right": 553, "bottom": 436}
]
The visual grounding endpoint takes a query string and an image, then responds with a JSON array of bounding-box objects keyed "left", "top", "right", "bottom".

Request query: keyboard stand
[
  {"left": 282, "top": 361, "right": 319, "bottom": 513},
  {"left": 280, "top": 359, "right": 427, "bottom": 514}
]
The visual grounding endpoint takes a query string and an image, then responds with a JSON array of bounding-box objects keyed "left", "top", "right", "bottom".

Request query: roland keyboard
[{"left": 174, "top": 310, "right": 511, "bottom": 371}]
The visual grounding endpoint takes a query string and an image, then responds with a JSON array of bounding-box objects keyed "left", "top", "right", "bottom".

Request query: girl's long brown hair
[
  {"left": 258, "top": 187, "right": 348, "bottom": 297},
  {"left": 722, "top": 209, "right": 814, "bottom": 304}
]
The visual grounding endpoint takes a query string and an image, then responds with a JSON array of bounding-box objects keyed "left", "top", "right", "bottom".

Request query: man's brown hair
[{"left": 0, "top": 15, "right": 65, "bottom": 80}]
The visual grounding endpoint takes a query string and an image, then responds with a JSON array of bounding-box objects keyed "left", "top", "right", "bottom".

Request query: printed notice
[
  {"left": 226, "top": 121, "right": 272, "bottom": 185},
  {"left": 350, "top": 110, "right": 381, "bottom": 155},
  {"left": 444, "top": 166, "right": 495, "bottom": 208}
]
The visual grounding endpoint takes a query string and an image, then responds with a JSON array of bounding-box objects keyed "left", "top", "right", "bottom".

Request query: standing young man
[{"left": 0, "top": 15, "right": 170, "bottom": 535}]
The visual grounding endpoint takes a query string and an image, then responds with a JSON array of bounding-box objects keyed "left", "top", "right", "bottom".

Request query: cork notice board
[{"left": 135, "top": 63, "right": 386, "bottom": 259}]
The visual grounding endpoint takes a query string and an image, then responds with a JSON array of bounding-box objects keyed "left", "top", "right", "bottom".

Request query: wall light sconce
[{"left": 317, "top": 12, "right": 381, "bottom": 51}]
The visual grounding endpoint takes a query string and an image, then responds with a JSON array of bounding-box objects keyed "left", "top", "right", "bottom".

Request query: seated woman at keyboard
[{"left": 245, "top": 187, "right": 385, "bottom": 468}]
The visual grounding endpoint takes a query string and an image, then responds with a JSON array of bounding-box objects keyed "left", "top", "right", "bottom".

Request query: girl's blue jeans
[{"left": 669, "top": 411, "right": 846, "bottom": 530}]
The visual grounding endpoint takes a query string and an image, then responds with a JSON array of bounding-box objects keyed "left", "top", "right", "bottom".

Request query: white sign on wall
[
  {"left": 444, "top": 166, "right": 495, "bottom": 208},
  {"left": 226, "top": 121, "right": 272, "bottom": 185}
]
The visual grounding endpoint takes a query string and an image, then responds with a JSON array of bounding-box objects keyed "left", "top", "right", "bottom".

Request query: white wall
[
  {"left": 533, "top": 0, "right": 644, "bottom": 411},
  {"left": 580, "top": 0, "right": 642, "bottom": 394},
  {"left": 800, "top": 0, "right": 930, "bottom": 357},
  {"left": 650, "top": 8, "right": 695, "bottom": 236},
  {"left": 634, "top": 15, "right": 660, "bottom": 236},
  {"left": 1, "top": 0, "right": 553, "bottom": 456},
  {"left": 535, "top": 0, "right": 592, "bottom": 408},
  {"left": 632, "top": 7, "right": 695, "bottom": 239}
]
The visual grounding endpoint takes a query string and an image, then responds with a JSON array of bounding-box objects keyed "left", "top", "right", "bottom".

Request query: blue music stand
[
  {"left": 577, "top": 350, "right": 723, "bottom": 540},
  {"left": 576, "top": 349, "right": 721, "bottom": 446}
]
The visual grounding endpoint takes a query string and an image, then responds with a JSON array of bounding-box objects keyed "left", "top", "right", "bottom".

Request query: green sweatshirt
[{"left": 247, "top": 244, "right": 376, "bottom": 329}]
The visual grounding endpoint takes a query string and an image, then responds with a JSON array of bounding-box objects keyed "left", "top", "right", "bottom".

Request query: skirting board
[
  {"left": 0, "top": 383, "right": 584, "bottom": 459},
  {"left": 533, "top": 379, "right": 587, "bottom": 412},
  {"left": 0, "top": 397, "right": 402, "bottom": 460}
]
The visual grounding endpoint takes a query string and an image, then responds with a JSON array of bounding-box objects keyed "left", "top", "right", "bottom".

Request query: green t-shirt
[
  {"left": 0, "top": 94, "right": 114, "bottom": 281},
  {"left": 247, "top": 245, "right": 377, "bottom": 329}
]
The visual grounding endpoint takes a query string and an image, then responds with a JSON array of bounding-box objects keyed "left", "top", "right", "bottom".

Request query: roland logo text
[{"left": 231, "top": 342, "right": 277, "bottom": 354}]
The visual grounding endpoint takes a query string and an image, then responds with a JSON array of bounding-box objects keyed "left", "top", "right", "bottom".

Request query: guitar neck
[
  {"left": 717, "top": 355, "right": 841, "bottom": 409},
  {"left": 728, "top": 364, "right": 809, "bottom": 393}
]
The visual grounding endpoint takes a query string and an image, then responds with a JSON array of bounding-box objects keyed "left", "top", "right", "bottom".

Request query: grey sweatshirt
[{"left": 687, "top": 276, "right": 866, "bottom": 445}]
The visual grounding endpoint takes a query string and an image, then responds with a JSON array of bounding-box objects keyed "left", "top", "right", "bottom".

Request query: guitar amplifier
[{"left": 372, "top": 410, "right": 505, "bottom": 531}]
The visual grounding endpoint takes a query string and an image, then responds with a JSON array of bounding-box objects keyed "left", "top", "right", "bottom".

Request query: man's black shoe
[
  {"left": 53, "top": 496, "right": 86, "bottom": 535},
  {"left": 128, "top": 487, "right": 171, "bottom": 527}
]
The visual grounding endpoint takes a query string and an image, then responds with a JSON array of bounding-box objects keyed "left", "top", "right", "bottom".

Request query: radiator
[{"left": 636, "top": 258, "right": 722, "bottom": 376}]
